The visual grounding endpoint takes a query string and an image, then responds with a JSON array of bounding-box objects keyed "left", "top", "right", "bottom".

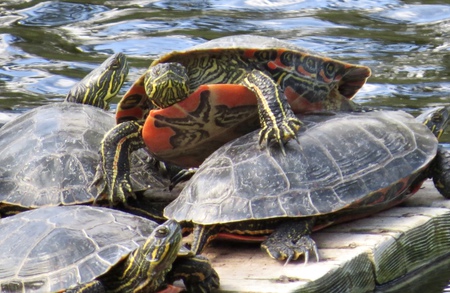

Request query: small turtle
[
  {"left": 0, "top": 205, "right": 219, "bottom": 292},
  {"left": 164, "top": 108, "right": 450, "bottom": 263},
  {"left": 0, "top": 53, "right": 176, "bottom": 220},
  {"left": 95, "top": 35, "right": 371, "bottom": 204}
]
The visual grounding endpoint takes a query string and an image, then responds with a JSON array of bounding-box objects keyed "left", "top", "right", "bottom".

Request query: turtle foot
[
  {"left": 259, "top": 117, "right": 302, "bottom": 154},
  {"left": 261, "top": 234, "right": 319, "bottom": 265},
  {"left": 169, "top": 168, "right": 198, "bottom": 190},
  {"left": 432, "top": 146, "right": 450, "bottom": 199},
  {"left": 91, "top": 163, "right": 136, "bottom": 207},
  {"left": 261, "top": 219, "right": 319, "bottom": 264},
  {"left": 166, "top": 255, "right": 220, "bottom": 293}
]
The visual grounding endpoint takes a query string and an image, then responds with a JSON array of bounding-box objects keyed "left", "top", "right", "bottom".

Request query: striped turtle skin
[
  {"left": 95, "top": 35, "right": 371, "bottom": 206},
  {"left": 0, "top": 206, "right": 219, "bottom": 292}
]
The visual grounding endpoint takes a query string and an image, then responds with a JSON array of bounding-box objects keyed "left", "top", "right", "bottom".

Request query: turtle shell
[
  {"left": 118, "top": 35, "right": 371, "bottom": 167},
  {"left": 0, "top": 205, "right": 160, "bottom": 292},
  {"left": 0, "top": 103, "right": 179, "bottom": 217},
  {"left": 153, "top": 34, "right": 371, "bottom": 110},
  {"left": 164, "top": 110, "right": 437, "bottom": 225},
  {"left": 0, "top": 103, "right": 113, "bottom": 213}
]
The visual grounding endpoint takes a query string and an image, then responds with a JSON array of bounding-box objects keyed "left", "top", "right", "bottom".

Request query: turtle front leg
[
  {"left": 92, "top": 120, "right": 146, "bottom": 206},
  {"left": 165, "top": 255, "right": 220, "bottom": 293},
  {"left": 431, "top": 146, "right": 450, "bottom": 199},
  {"left": 261, "top": 218, "right": 319, "bottom": 265},
  {"left": 243, "top": 70, "right": 303, "bottom": 154}
]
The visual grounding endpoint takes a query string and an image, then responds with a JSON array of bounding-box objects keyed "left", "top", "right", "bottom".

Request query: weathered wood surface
[{"left": 197, "top": 180, "right": 450, "bottom": 293}]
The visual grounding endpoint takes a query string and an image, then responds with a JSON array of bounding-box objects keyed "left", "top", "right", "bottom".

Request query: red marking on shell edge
[
  {"left": 296, "top": 66, "right": 313, "bottom": 78},
  {"left": 267, "top": 61, "right": 278, "bottom": 70},
  {"left": 284, "top": 87, "right": 323, "bottom": 113},
  {"left": 115, "top": 108, "right": 144, "bottom": 123},
  {"left": 408, "top": 180, "right": 425, "bottom": 195},
  {"left": 116, "top": 78, "right": 148, "bottom": 121},
  {"left": 319, "top": 69, "right": 333, "bottom": 83},
  {"left": 243, "top": 49, "right": 258, "bottom": 58},
  {"left": 216, "top": 233, "right": 267, "bottom": 242}
]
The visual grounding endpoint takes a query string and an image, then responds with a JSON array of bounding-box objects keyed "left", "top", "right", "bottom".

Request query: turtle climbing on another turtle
[
  {"left": 94, "top": 35, "right": 371, "bottom": 205},
  {"left": 0, "top": 53, "right": 177, "bottom": 221},
  {"left": 0, "top": 205, "right": 219, "bottom": 292},
  {"left": 164, "top": 107, "right": 450, "bottom": 264}
]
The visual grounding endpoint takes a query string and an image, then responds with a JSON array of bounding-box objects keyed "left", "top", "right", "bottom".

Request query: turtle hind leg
[
  {"left": 243, "top": 70, "right": 302, "bottom": 152},
  {"left": 261, "top": 218, "right": 319, "bottom": 265},
  {"left": 432, "top": 146, "right": 450, "bottom": 199}
]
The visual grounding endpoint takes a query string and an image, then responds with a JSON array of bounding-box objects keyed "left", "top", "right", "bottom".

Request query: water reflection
[
  {"left": 17, "top": 1, "right": 109, "bottom": 27},
  {"left": 0, "top": 0, "right": 450, "bottom": 291},
  {"left": 0, "top": 0, "right": 448, "bottom": 115},
  {"left": 371, "top": 4, "right": 450, "bottom": 24}
]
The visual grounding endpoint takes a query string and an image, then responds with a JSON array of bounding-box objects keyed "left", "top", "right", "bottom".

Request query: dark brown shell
[{"left": 164, "top": 110, "right": 437, "bottom": 225}]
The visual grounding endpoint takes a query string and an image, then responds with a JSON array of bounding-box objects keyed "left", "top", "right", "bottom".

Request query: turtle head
[
  {"left": 65, "top": 52, "right": 129, "bottom": 110},
  {"left": 127, "top": 219, "right": 182, "bottom": 291},
  {"left": 144, "top": 62, "right": 190, "bottom": 108},
  {"left": 416, "top": 106, "right": 450, "bottom": 139}
]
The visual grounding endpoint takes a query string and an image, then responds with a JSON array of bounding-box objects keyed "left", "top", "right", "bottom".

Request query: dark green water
[{"left": 0, "top": 0, "right": 450, "bottom": 292}]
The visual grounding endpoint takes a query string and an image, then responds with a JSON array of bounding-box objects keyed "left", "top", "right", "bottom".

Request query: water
[{"left": 0, "top": 0, "right": 449, "bottom": 291}]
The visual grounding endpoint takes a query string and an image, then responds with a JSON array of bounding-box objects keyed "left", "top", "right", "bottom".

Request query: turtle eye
[
  {"left": 431, "top": 112, "right": 443, "bottom": 123},
  {"left": 155, "top": 226, "right": 170, "bottom": 238}
]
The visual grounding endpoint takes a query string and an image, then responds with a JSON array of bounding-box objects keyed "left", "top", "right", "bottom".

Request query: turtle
[
  {"left": 163, "top": 107, "right": 450, "bottom": 263},
  {"left": 0, "top": 53, "right": 178, "bottom": 221},
  {"left": 0, "top": 205, "right": 219, "bottom": 292},
  {"left": 94, "top": 34, "right": 371, "bottom": 205}
]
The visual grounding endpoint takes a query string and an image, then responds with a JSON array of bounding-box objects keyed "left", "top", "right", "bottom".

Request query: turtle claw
[
  {"left": 165, "top": 255, "right": 220, "bottom": 293},
  {"left": 259, "top": 117, "right": 302, "bottom": 155},
  {"left": 91, "top": 162, "right": 135, "bottom": 207},
  {"left": 169, "top": 168, "right": 198, "bottom": 190},
  {"left": 262, "top": 234, "right": 319, "bottom": 265}
]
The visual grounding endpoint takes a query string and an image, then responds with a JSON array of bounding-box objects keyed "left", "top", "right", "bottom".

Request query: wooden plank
[{"left": 194, "top": 180, "right": 450, "bottom": 292}]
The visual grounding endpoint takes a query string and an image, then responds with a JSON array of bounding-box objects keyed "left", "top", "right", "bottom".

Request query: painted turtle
[
  {"left": 164, "top": 108, "right": 450, "bottom": 263},
  {"left": 0, "top": 205, "right": 219, "bottom": 292},
  {"left": 0, "top": 53, "right": 177, "bottom": 220},
  {"left": 95, "top": 35, "right": 371, "bottom": 204}
]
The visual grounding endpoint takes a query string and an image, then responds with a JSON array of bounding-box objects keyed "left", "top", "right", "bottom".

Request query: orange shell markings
[{"left": 142, "top": 84, "right": 257, "bottom": 156}]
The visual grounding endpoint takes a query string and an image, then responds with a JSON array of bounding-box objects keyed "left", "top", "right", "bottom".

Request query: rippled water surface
[{"left": 0, "top": 0, "right": 450, "bottom": 291}]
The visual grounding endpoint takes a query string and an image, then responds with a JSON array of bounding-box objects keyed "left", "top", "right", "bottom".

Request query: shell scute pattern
[
  {"left": 165, "top": 111, "right": 438, "bottom": 225},
  {"left": 0, "top": 206, "right": 158, "bottom": 292},
  {"left": 0, "top": 104, "right": 115, "bottom": 209}
]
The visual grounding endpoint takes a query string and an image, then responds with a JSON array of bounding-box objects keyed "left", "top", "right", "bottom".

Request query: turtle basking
[
  {"left": 164, "top": 107, "right": 450, "bottom": 263},
  {"left": 0, "top": 205, "right": 219, "bottom": 292},
  {"left": 0, "top": 53, "right": 177, "bottom": 220},
  {"left": 94, "top": 35, "right": 371, "bottom": 205}
]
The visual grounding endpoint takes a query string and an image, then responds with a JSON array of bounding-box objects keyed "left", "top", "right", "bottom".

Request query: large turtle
[
  {"left": 0, "top": 53, "right": 177, "bottom": 220},
  {"left": 95, "top": 35, "right": 371, "bottom": 205},
  {"left": 0, "top": 205, "right": 219, "bottom": 292},
  {"left": 164, "top": 107, "right": 450, "bottom": 263}
]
